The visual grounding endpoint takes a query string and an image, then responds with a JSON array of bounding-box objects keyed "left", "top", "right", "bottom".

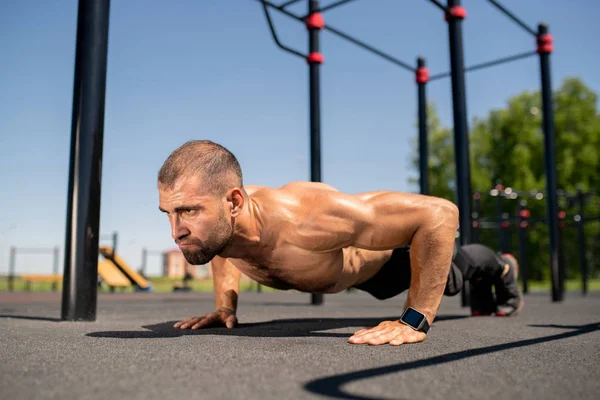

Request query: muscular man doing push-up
[{"left": 158, "top": 140, "right": 522, "bottom": 346}]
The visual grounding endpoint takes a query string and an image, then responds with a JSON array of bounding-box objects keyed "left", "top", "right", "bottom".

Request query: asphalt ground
[{"left": 1, "top": 289, "right": 599, "bottom": 400}]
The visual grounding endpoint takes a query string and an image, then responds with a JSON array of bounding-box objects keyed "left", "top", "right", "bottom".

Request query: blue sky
[{"left": 1, "top": 0, "right": 599, "bottom": 276}]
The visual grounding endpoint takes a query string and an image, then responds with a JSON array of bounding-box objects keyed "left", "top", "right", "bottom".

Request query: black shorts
[{"left": 352, "top": 247, "right": 464, "bottom": 300}]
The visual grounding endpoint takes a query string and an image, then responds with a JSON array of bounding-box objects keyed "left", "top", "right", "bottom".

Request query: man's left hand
[{"left": 348, "top": 320, "right": 427, "bottom": 346}]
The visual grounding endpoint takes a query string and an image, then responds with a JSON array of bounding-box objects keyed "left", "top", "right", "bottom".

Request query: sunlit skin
[{"left": 159, "top": 177, "right": 459, "bottom": 346}]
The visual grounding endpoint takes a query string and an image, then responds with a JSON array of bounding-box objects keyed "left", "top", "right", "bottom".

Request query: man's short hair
[{"left": 158, "top": 140, "right": 243, "bottom": 196}]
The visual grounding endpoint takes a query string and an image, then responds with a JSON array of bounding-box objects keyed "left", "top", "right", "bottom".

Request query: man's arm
[
  {"left": 211, "top": 256, "right": 241, "bottom": 313},
  {"left": 173, "top": 256, "right": 240, "bottom": 329},
  {"left": 317, "top": 190, "right": 459, "bottom": 345}
]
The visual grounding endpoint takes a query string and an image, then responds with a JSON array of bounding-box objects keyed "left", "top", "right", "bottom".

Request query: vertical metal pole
[
  {"left": 417, "top": 56, "right": 429, "bottom": 195},
  {"left": 308, "top": 0, "right": 323, "bottom": 306},
  {"left": 112, "top": 231, "right": 118, "bottom": 256},
  {"left": 141, "top": 247, "right": 147, "bottom": 276},
  {"left": 446, "top": 0, "right": 472, "bottom": 244},
  {"left": 518, "top": 200, "right": 529, "bottom": 294},
  {"left": 53, "top": 247, "right": 60, "bottom": 292},
  {"left": 537, "top": 23, "right": 562, "bottom": 302},
  {"left": 576, "top": 189, "right": 588, "bottom": 295},
  {"left": 8, "top": 247, "right": 16, "bottom": 292},
  {"left": 501, "top": 213, "right": 510, "bottom": 253},
  {"left": 61, "top": 0, "right": 111, "bottom": 321},
  {"left": 472, "top": 192, "right": 480, "bottom": 243},
  {"left": 447, "top": 0, "right": 472, "bottom": 307},
  {"left": 496, "top": 187, "right": 504, "bottom": 250}
]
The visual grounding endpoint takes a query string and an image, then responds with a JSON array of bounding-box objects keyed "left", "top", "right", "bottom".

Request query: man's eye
[{"left": 184, "top": 209, "right": 196, "bottom": 215}]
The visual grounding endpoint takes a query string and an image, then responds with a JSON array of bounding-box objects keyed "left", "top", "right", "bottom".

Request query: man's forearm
[
  {"left": 405, "top": 211, "right": 458, "bottom": 323},
  {"left": 212, "top": 257, "right": 241, "bottom": 312}
]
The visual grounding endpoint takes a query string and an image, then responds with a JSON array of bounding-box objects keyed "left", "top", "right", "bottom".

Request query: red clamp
[
  {"left": 416, "top": 66, "right": 429, "bottom": 84},
  {"left": 519, "top": 221, "right": 529, "bottom": 229},
  {"left": 445, "top": 6, "right": 467, "bottom": 22},
  {"left": 519, "top": 209, "right": 531, "bottom": 218},
  {"left": 306, "top": 13, "right": 324, "bottom": 30},
  {"left": 307, "top": 52, "right": 324, "bottom": 64},
  {"left": 537, "top": 33, "right": 554, "bottom": 54}
]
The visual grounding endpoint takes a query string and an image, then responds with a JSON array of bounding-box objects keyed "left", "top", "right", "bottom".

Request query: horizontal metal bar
[
  {"left": 279, "top": 0, "right": 303, "bottom": 9},
  {"left": 486, "top": 0, "right": 537, "bottom": 36},
  {"left": 318, "top": 0, "right": 359, "bottom": 13},
  {"left": 427, "top": 0, "right": 448, "bottom": 13},
  {"left": 14, "top": 248, "right": 58, "bottom": 254},
  {"left": 323, "top": 24, "right": 415, "bottom": 72},
  {"left": 261, "top": 1, "right": 307, "bottom": 59},
  {"left": 260, "top": 0, "right": 304, "bottom": 22},
  {"left": 429, "top": 50, "right": 537, "bottom": 81}
]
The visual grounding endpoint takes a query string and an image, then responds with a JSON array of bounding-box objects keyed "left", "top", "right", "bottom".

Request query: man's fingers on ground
[
  {"left": 174, "top": 317, "right": 201, "bottom": 329},
  {"left": 365, "top": 328, "right": 398, "bottom": 345},
  {"left": 192, "top": 315, "right": 218, "bottom": 329},
  {"left": 225, "top": 316, "right": 237, "bottom": 328},
  {"left": 349, "top": 327, "right": 393, "bottom": 344}
]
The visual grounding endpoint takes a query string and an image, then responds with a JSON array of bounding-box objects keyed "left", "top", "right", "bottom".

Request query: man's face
[{"left": 158, "top": 178, "right": 234, "bottom": 265}]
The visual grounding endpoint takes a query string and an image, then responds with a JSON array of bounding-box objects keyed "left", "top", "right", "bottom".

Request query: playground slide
[
  {"left": 97, "top": 260, "right": 131, "bottom": 287},
  {"left": 99, "top": 247, "right": 151, "bottom": 290}
]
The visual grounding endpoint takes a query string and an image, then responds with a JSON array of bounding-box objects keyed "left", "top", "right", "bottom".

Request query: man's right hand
[{"left": 173, "top": 308, "right": 238, "bottom": 330}]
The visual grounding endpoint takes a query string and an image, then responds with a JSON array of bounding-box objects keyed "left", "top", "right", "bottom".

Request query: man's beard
[{"left": 181, "top": 213, "right": 233, "bottom": 265}]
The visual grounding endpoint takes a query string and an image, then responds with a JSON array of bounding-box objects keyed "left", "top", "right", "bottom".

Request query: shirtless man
[{"left": 158, "top": 140, "right": 521, "bottom": 346}]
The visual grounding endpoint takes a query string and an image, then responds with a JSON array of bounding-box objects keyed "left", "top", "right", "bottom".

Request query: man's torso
[{"left": 223, "top": 182, "right": 394, "bottom": 293}]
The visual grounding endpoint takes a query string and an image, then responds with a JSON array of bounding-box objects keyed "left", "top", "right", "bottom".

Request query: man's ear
[{"left": 228, "top": 188, "right": 245, "bottom": 217}]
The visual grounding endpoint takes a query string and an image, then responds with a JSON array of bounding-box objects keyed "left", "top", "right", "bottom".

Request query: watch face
[{"left": 402, "top": 307, "right": 425, "bottom": 328}]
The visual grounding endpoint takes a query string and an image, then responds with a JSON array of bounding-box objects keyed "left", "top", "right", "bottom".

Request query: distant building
[{"left": 162, "top": 249, "right": 212, "bottom": 279}]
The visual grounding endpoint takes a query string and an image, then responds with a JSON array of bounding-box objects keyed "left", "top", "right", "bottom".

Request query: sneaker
[
  {"left": 494, "top": 254, "right": 524, "bottom": 317},
  {"left": 469, "top": 277, "right": 497, "bottom": 316}
]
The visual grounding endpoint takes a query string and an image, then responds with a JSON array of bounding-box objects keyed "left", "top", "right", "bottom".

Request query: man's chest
[{"left": 228, "top": 248, "right": 345, "bottom": 293}]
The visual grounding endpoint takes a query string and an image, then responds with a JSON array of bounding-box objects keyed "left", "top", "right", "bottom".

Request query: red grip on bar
[
  {"left": 519, "top": 209, "right": 530, "bottom": 218},
  {"left": 519, "top": 221, "right": 529, "bottom": 229},
  {"left": 501, "top": 220, "right": 510, "bottom": 229},
  {"left": 445, "top": 6, "right": 467, "bottom": 21},
  {"left": 558, "top": 210, "right": 566, "bottom": 219},
  {"left": 307, "top": 52, "right": 324, "bottom": 64},
  {"left": 537, "top": 33, "right": 554, "bottom": 54},
  {"left": 306, "top": 13, "right": 324, "bottom": 30},
  {"left": 416, "top": 67, "right": 429, "bottom": 83}
]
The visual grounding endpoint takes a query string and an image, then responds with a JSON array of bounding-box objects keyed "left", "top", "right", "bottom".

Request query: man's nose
[{"left": 171, "top": 217, "right": 189, "bottom": 241}]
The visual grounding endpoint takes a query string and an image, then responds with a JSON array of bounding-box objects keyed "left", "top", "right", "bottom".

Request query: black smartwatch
[{"left": 400, "top": 307, "right": 430, "bottom": 334}]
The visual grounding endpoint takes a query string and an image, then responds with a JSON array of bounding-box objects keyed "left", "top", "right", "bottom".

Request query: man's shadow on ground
[
  {"left": 303, "top": 322, "right": 600, "bottom": 400},
  {"left": 84, "top": 315, "right": 468, "bottom": 339}
]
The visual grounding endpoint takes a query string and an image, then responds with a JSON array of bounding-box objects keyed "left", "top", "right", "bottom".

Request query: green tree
[{"left": 412, "top": 77, "right": 600, "bottom": 283}]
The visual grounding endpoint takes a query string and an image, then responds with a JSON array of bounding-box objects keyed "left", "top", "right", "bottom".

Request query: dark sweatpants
[{"left": 352, "top": 244, "right": 505, "bottom": 301}]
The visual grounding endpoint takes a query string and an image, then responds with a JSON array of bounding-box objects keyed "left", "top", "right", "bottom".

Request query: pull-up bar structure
[
  {"left": 258, "top": 0, "right": 562, "bottom": 305},
  {"left": 59, "top": 0, "right": 562, "bottom": 321}
]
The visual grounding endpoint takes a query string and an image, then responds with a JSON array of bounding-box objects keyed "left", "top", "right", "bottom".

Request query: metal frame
[
  {"left": 258, "top": 0, "right": 562, "bottom": 305},
  {"left": 60, "top": 0, "right": 563, "bottom": 321}
]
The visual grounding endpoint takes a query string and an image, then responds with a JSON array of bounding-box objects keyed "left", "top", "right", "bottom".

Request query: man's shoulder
[
  {"left": 280, "top": 181, "right": 341, "bottom": 193},
  {"left": 245, "top": 181, "right": 342, "bottom": 196}
]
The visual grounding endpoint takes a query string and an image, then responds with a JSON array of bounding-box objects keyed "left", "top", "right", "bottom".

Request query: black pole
[
  {"left": 61, "top": 0, "right": 111, "bottom": 321},
  {"left": 446, "top": 0, "right": 472, "bottom": 307},
  {"left": 501, "top": 213, "right": 510, "bottom": 253},
  {"left": 308, "top": 0, "right": 323, "bottom": 306},
  {"left": 8, "top": 247, "right": 16, "bottom": 292},
  {"left": 537, "top": 23, "right": 562, "bottom": 302},
  {"left": 576, "top": 189, "right": 588, "bottom": 295},
  {"left": 417, "top": 56, "right": 429, "bottom": 195},
  {"left": 447, "top": 0, "right": 472, "bottom": 245},
  {"left": 518, "top": 200, "right": 529, "bottom": 294},
  {"left": 472, "top": 192, "right": 480, "bottom": 243}
]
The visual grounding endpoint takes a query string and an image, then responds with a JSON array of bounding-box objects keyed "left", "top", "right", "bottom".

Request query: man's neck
[{"left": 220, "top": 197, "right": 264, "bottom": 261}]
